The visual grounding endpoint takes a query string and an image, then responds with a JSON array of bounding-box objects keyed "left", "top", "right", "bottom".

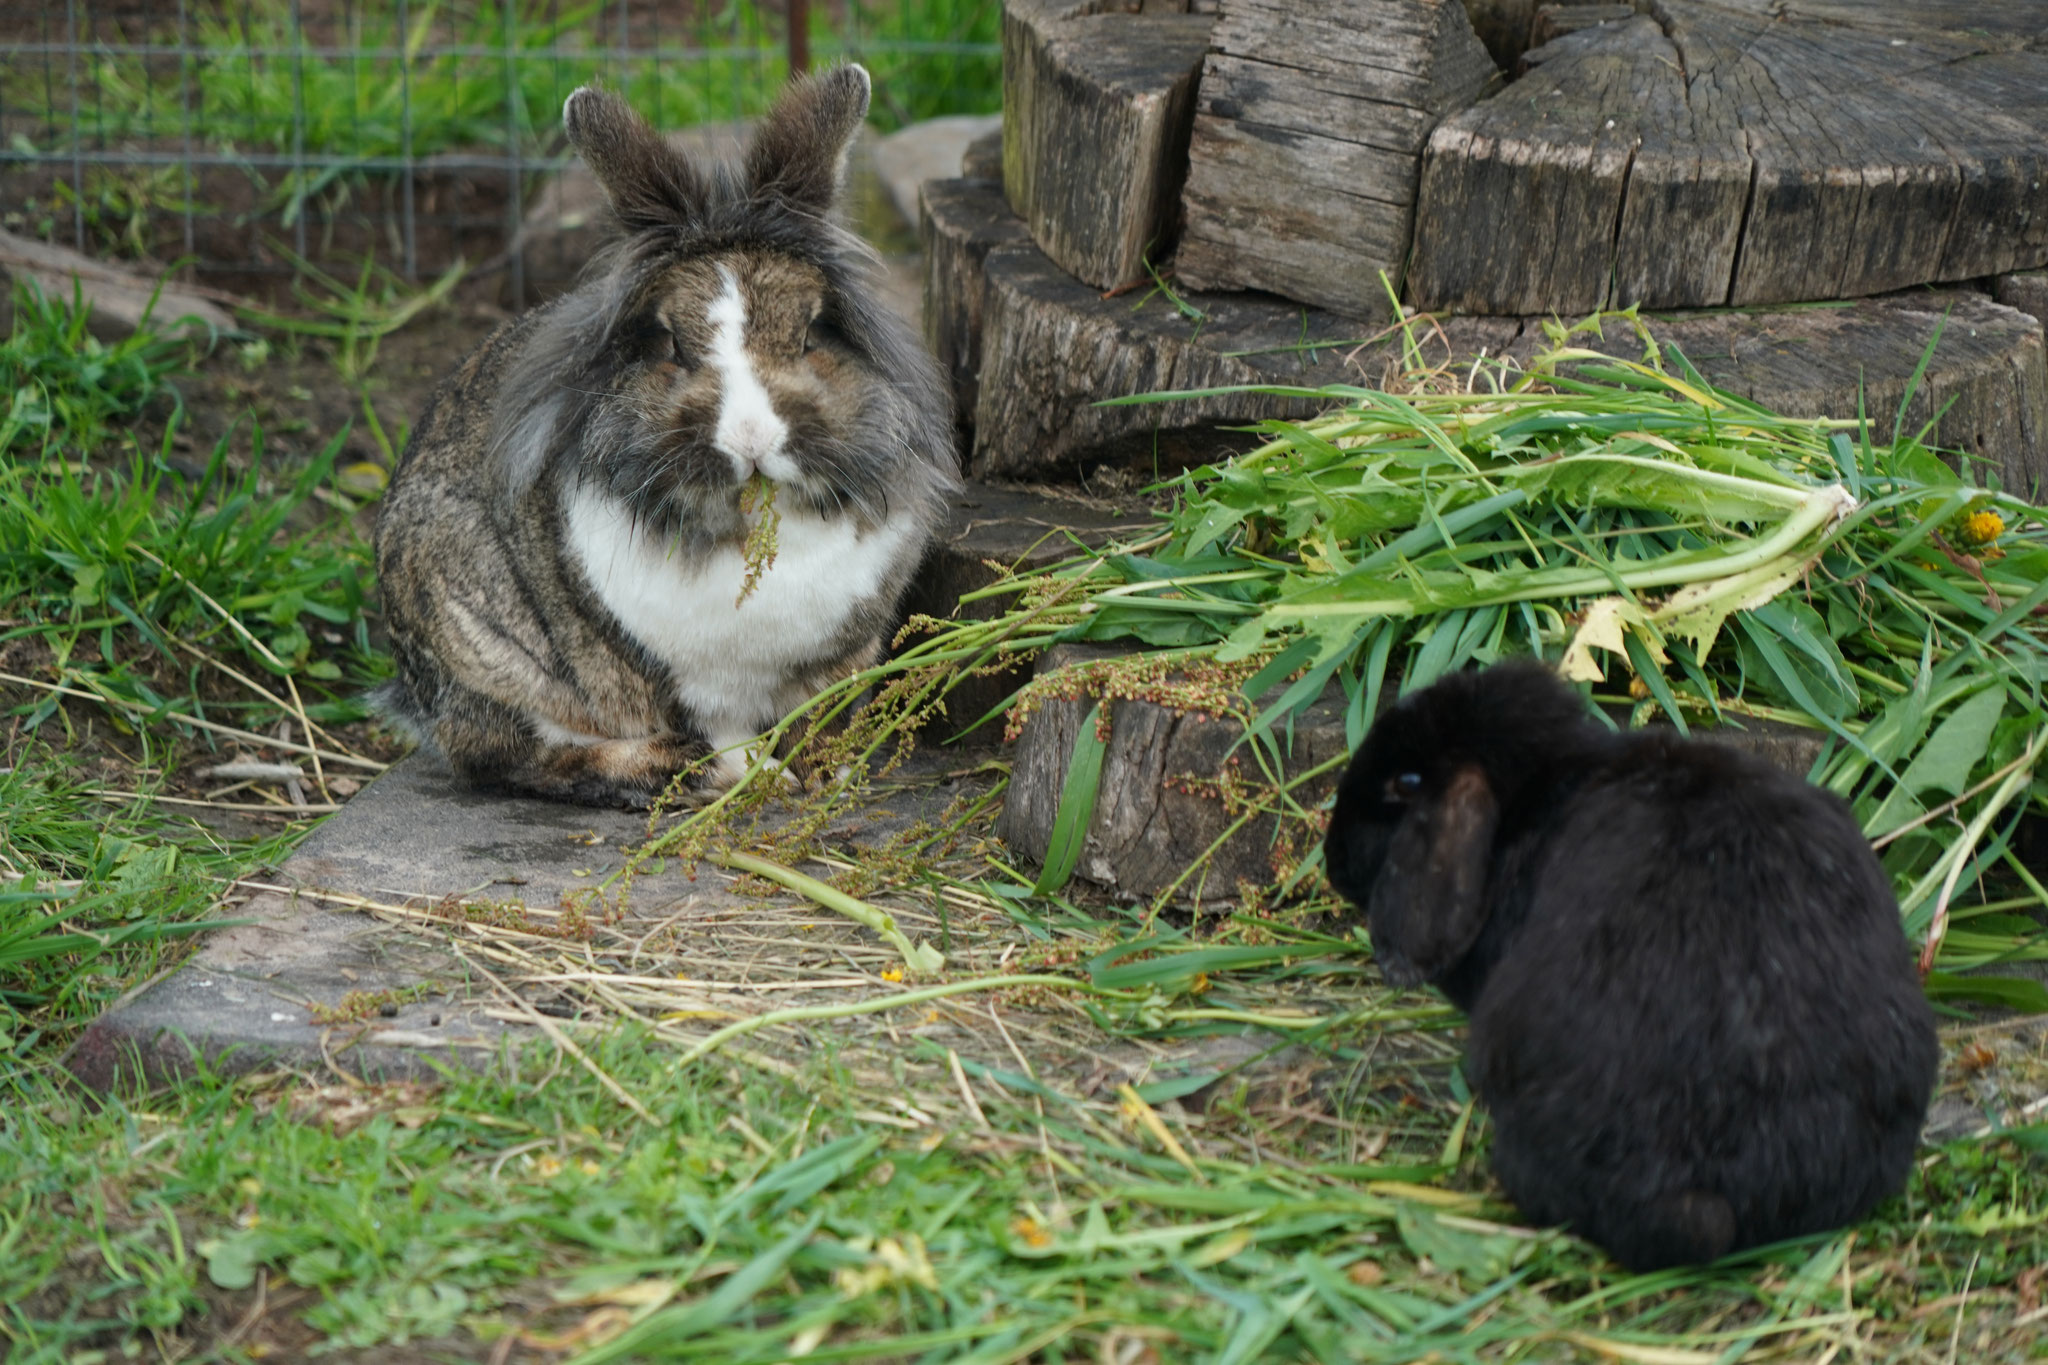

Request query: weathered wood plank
[
  {"left": 1409, "top": 0, "right": 2048, "bottom": 313},
  {"left": 920, "top": 178, "right": 1033, "bottom": 449},
  {"left": 1001, "top": 0, "right": 1213, "bottom": 290},
  {"left": 1175, "top": 0, "right": 1499, "bottom": 316}
]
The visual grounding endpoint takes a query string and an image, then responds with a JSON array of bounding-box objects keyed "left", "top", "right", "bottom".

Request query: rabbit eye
[
  {"left": 1384, "top": 772, "right": 1424, "bottom": 802},
  {"left": 805, "top": 317, "right": 842, "bottom": 355}
]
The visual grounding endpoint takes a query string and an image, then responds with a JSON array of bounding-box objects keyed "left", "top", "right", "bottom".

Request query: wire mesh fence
[{"left": 0, "top": 1, "right": 1001, "bottom": 302}]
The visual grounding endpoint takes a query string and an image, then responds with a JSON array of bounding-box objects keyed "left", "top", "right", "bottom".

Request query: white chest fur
[{"left": 563, "top": 483, "right": 917, "bottom": 745}]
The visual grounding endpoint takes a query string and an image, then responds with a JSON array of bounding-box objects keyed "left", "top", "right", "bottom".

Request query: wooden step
[
  {"left": 954, "top": 193, "right": 2046, "bottom": 491},
  {"left": 1410, "top": 1, "right": 2048, "bottom": 313},
  {"left": 920, "top": 178, "right": 1033, "bottom": 449},
  {"left": 1000, "top": 0, "right": 1214, "bottom": 291}
]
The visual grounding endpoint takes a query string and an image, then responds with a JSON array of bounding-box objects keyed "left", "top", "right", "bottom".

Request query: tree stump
[
  {"left": 964, "top": 188, "right": 2045, "bottom": 490},
  {"left": 1174, "top": 0, "right": 1500, "bottom": 316},
  {"left": 1410, "top": 1, "right": 2048, "bottom": 313},
  {"left": 1001, "top": 0, "right": 1214, "bottom": 291},
  {"left": 969, "top": 237, "right": 1522, "bottom": 478},
  {"left": 996, "top": 645, "right": 1351, "bottom": 900},
  {"left": 921, "top": 179, "right": 1034, "bottom": 448}
]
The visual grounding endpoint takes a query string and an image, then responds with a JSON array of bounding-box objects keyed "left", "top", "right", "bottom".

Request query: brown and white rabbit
[
  {"left": 373, "top": 66, "right": 957, "bottom": 807},
  {"left": 1324, "top": 661, "right": 1939, "bottom": 1271}
]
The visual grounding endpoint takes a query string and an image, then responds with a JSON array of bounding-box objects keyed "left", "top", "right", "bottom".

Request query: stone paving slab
[{"left": 64, "top": 750, "right": 955, "bottom": 1093}]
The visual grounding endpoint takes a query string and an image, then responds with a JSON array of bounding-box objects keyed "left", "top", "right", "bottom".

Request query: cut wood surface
[
  {"left": 1001, "top": 0, "right": 1213, "bottom": 290},
  {"left": 1411, "top": 0, "right": 2048, "bottom": 313},
  {"left": 963, "top": 202, "right": 2043, "bottom": 489},
  {"left": 1175, "top": 0, "right": 1499, "bottom": 316},
  {"left": 920, "top": 178, "right": 1033, "bottom": 446}
]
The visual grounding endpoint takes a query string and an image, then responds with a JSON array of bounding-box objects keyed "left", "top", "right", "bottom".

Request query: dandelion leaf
[
  {"left": 1560, "top": 597, "right": 1665, "bottom": 682},
  {"left": 1864, "top": 688, "right": 2007, "bottom": 839}
]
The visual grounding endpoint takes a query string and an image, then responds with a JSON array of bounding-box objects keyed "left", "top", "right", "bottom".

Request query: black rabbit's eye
[{"left": 1384, "top": 772, "right": 1424, "bottom": 802}]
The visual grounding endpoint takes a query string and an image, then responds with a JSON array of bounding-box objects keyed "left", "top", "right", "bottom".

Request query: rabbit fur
[
  {"left": 373, "top": 65, "right": 956, "bottom": 807},
  {"left": 1324, "top": 661, "right": 1938, "bottom": 1271}
]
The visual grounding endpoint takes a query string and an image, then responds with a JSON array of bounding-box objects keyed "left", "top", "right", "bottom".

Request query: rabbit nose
[{"left": 716, "top": 409, "right": 787, "bottom": 477}]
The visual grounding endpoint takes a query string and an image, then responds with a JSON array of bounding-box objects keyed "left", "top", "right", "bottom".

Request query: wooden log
[
  {"left": 964, "top": 200, "right": 2044, "bottom": 488},
  {"left": 1001, "top": 0, "right": 1214, "bottom": 291},
  {"left": 1174, "top": 0, "right": 1499, "bottom": 316},
  {"left": 1595, "top": 291, "right": 2047, "bottom": 500},
  {"left": 920, "top": 178, "right": 1033, "bottom": 449},
  {"left": 969, "top": 236, "right": 1520, "bottom": 479},
  {"left": 1410, "top": 0, "right": 2048, "bottom": 314},
  {"left": 1996, "top": 271, "right": 2048, "bottom": 336},
  {"left": 995, "top": 645, "right": 1350, "bottom": 901}
]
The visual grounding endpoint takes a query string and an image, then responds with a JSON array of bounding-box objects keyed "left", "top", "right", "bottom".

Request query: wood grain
[
  {"left": 1410, "top": 0, "right": 2048, "bottom": 312},
  {"left": 1001, "top": 0, "right": 1213, "bottom": 290},
  {"left": 1175, "top": 0, "right": 1500, "bottom": 315},
  {"left": 919, "top": 178, "right": 1033, "bottom": 450}
]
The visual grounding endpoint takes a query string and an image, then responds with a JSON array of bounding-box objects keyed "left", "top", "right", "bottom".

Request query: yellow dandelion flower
[
  {"left": 1958, "top": 509, "right": 2006, "bottom": 546},
  {"left": 880, "top": 968, "right": 904, "bottom": 983},
  {"left": 580, "top": 1159, "right": 602, "bottom": 1176},
  {"left": 1189, "top": 972, "right": 1211, "bottom": 995},
  {"left": 1009, "top": 1216, "right": 1054, "bottom": 1249},
  {"left": 533, "top": 1153, "right": 564, "bottom": 1179}
]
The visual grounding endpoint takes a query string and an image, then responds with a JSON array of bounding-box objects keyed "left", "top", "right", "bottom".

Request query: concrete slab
[{"left": 65, "top": 739, "right": 972, "bottom": 1092}]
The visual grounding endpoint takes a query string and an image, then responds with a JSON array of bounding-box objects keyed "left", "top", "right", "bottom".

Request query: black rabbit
[{"left": 1324, "top": 660, "right": 1938, "bottom": 1271}]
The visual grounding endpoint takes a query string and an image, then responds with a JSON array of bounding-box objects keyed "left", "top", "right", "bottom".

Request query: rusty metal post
[{"left": 787, "top": 0, "right": 810, "bottom": 75}]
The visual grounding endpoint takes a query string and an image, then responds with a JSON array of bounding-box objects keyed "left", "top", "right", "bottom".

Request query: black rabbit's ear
[
  {"left": 1368, "top": 764, "right": 1498, "bottom": 982},
  {"left": 745, "top": 63, "right": 871, "bottom": 214},
  {"left": 562, "top": 85, "right": 705, "bottom": 231}
]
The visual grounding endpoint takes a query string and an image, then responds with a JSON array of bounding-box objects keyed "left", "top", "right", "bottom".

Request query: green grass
[
  {"left": 46, "top": 0, "right": 999, "bottom": 184},
  {"left": 1, "top": 280, "right": 378, "bottom": 707},
  {"left": 4, "top": 1030, "right": 2043, "bottom": 1362},
  {"left": 0, "top": 278, "right": 382, "bottom": 1065},
  {"left": 2, "top": 263, "right": 2046, "bottom": 1359}
]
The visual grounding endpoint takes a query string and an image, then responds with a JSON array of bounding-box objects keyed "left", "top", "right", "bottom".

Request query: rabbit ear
[
  {"left": 1369, "top": 764, "right": 1498, "bottom": 981},
  {"left": 745, "top": 63, "right": 871, "bottom": 214},
  {"left": 562, "top": 85, "right": 706, "bottom": 231}
]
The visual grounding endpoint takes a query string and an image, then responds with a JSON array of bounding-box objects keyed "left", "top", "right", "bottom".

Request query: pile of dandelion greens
[{"left": 651, "top": 317, "right": 2048, "bottom": 1001}]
